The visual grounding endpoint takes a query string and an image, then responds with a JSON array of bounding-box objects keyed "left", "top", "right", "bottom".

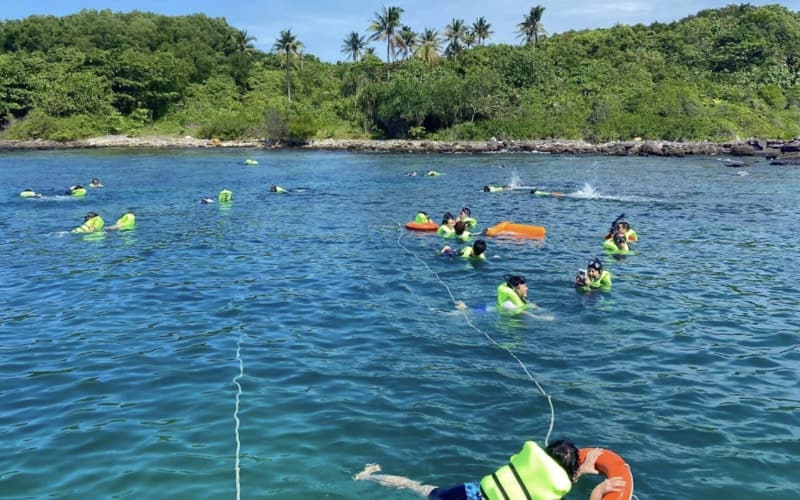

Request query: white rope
[
  {"left": 396, "top": 225, "right": 556, "bottom": 446},
  {"left": 233, "top": 335, "right": 243, "bottom": 500}
]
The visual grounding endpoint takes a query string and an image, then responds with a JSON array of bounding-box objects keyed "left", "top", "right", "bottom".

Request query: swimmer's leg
[{"left": 354, "top": 463, "right": 437, "bottom": 497}]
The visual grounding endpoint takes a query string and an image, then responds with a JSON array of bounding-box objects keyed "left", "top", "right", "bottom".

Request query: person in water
[
  {"left": 354, "top": 439, "right": 626, "bottom": 500},
  {"left": 200, "top": 197, "right": 215, "bottom": 204},
  {"left": 575, "top": 258, "right": 612, "bottom": 290},
  {"left": 106, "top": 211, "right": 135, "bottom": 231},
  {"left": 414, "top": 211, "right": 433, "bottom": 224},
  {"left": 604, "top": 214, "right": 637, "bottom": 242},
  {"left": 270, "top": 184, "right": 288, "bottom": 193},
  {"left": 89, "top": 178, "right": 103, "bottom": 188},
  {"left": 68, "top": 185, "right": 87, "bottom": 197},
  {"left": 603, "top": 233, "right": 629, "bottom": 254},
  {"left": 441, "top": 239, "right": 487, "bottom": 261},
  {"left": 406, "top": 171, "right": 418, "bottom": 177},
  {"left": 454, "top": 220, "right": 472, "bottom": 242},
  {"left": 218, "top": 189, "right": 233, "bottom": 202},
  {"left": 458, "top": 207, "right": 477, "bottom": 229},
  {"left": 497, "top": 275, "right": 528, "bottom": 314},
  {"left": 437, "top": 212, "right": 456, "bottom": 237},
  {"left": 71, "top": 211, "right": 104, "bottom": 233},
  {"left": 19, "top": 189, "right": 40, "bottom": 198}
]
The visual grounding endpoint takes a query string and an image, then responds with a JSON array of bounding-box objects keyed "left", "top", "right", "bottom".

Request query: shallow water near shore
[{"left": 1, "top": 150, "right": 798, "bottom": 499}]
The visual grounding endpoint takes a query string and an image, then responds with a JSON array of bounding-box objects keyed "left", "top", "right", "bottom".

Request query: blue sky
[{"left": 2, "top": 1, "right": 797, "bottom": 62}]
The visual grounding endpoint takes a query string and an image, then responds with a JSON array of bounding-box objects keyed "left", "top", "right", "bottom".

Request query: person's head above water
[
  {"left": 442, "top": 212, "right": 455, "bottom": 225},
  {"left": 473, "top": 239, "right": 486, "bottom": 256},
  {"left": 545, "top": 439, "right": 580, "bottom": 480},
  {"left": 460, "top": 207, "right": 471, "bottom": 216},
  {"left": 84, "top": 211, "right": 98, "bottom": 220},
  {"left": 454, "top": 220, "right": 467, "bottom": 235},
  {"left": 507, "top": 275, "right": 526, "bottom": 288},
  {"left": 613, "top": 233, "right": 627, "bottom": 247}
]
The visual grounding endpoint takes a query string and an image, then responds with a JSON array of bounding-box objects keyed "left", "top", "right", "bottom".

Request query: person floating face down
[
  {"left": 353, "top": 439, "right": 627, "bottom": 500},
  {"left": 575, "top": 257, "right": 612, "bottom": 290},
  {"left": 71, "top": 212, "right": 104, "bottom": 233},
  {"left": 497, "top": 275, "right": 528, "bottom": 314}
]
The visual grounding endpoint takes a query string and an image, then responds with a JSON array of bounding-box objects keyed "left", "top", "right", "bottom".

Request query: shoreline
[{"left": 1, "top": 135, "right": 799, "bottom": 162}]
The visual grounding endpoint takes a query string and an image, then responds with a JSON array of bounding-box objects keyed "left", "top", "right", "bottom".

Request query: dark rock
[{"left": 780, "top": 141, "right": 800, "bottom": 152}]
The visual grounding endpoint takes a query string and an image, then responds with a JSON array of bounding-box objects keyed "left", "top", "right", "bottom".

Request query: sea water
[{"left": 0, "top": 150, "right": 798, "bottom": 499}]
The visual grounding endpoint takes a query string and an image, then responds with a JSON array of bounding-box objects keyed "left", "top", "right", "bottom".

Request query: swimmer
[
  {"left": 458, "top": 207, "right": 477, "bottom": 229},
  {"left": 270, "top": 185, "right": 288, "bottom": 193},
  {"left": 437, "top": 212, "right": 456, "bottom": 237},
  {"left": 355, "top": 439, "right": 626, "bottom": 500},
  {"left": 19, "top": 189, "right": 40, "bottom": 198},
  {"left": 89, "top": 178, "right": 103, "bottom": 188},
  {"left": 71, "top": 211, "right": 104, "bottom": 233},
  {"left": 454, "top": 220, "right": 471, "bottom": 242},
  {"left": 200, "top": 197, "right": 215, "bottom": 204},
  {"left": 575, "top": 257, "right": 611, "bottom": 290},
  {"left": 218, "top": 189, "right": 233, "bottom": 202},
  {"left": 603, "top": 233, "right": 629, "bottom": 254},
  {"left": 406, "top": 171, "right": 418, "bottom": 177},
  {"left": 497, "top": 275, "right": 528, "bottom": 314},
  {"left": 441, "top": 239, "right": 487, "bottom": 261},
  {"left": 106, "top": 211, "right": 135, "bottom": 231},
  {"left": 414, "top": 211, "right": 432, "bottom": 224}
]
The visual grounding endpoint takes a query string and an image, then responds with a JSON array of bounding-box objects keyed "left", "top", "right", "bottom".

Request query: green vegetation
[{"left": 1, "top": 5, "right": 799, "bottom": 142}]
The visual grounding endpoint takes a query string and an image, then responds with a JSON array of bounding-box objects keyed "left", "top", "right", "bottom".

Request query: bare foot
[{"left": 354, "top": 463, "right": 381, "bottom": 480}]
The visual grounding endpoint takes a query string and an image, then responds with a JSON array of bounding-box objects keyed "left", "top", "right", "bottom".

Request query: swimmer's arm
[{"left": 589, "top": 478, "right": 626, "bottom": 500}]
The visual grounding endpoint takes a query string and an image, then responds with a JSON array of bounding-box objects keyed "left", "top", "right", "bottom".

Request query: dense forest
[{"left": 1, "top": 4, "right": 799, "bottom": 142}]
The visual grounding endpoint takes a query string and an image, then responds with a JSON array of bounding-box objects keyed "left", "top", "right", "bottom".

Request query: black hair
[
  {"left": 442, "top": 212, "right": 454, "bottom": 224},
  {"left": 454, "top": 220, "right": 467, "bottom": 235},
  {"left": 545, "top": 439, "right": 580, "bottom": 479},
  {"left": 473, "top": 240, "right": 486, "bottom": 255},
  {"left": 614, "top": 233, "right": 627, "bottom": 245},
  {"left": 507, "top": 275, "right": 526, "bottom": 287},
  {"left": 460, "top": 207, "right": 471, "bottom": 216},
  {"left": 483, "top": 185, "right": 490, "bottom": 192},
  {"left": 588, "top": 257, "right": 603, "bottom": 271}
]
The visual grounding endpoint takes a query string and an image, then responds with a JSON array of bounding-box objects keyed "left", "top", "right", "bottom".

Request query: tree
[
  {"left": 396, "top": 25, "right": 417, "bottom": 61},
  {"left": 414, "top": 29, "right": 441, "bottom": 65},
  {"left": 273, "top": 29, "right": 302, "bottom": 101},
  {"left": 517, "top": 6, "right": 546, "bottom": 47},
  {"left": 368, "top": 5, "right": 403, "bottom": 63},
  {"left": 232, "top": 29, "right": 257, "bottom": 56},
  {"left": 341, "top": 31, "right": 367, "bottom": 62},
  {"left": 472, "top": 16, "right": 493, "bottom": 46},
  {"left": 443, "top": 18, "right": 469, "bottom": 59}
]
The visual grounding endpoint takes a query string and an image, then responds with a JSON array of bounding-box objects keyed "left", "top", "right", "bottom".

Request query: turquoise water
[{"left": 1, "top": 150, "right": 798, "bottom": 499}]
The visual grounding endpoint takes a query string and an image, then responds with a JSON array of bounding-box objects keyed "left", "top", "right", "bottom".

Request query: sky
[{"left": 2, "top": 0, "right": 798, "bottom": 62}]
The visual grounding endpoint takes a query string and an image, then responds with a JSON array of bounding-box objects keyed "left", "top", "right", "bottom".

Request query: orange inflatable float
[
  {"left": 405, "top": 221, "right": 439, "bottom": 231},
  {"left": 578, "top": 448, "right": 634, "bottom": 500},
  {"left": 485, "top": 221, "right": 546, "bottom": 238}
]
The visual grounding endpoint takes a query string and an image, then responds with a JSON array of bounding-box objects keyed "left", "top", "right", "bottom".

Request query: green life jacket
[
  {"left": 70, "top": 188, "right": 87, "bottom": 197},
  {"left": 115, "top": 213, "right": 136, "bottom": 230},
  {"left": 480, "top": 441, "right": 572, "bottom": 500},
  {"left": 219, "top": 189, "right": 233, "bottom": 202},
  {"left": 589, "top": 270, "right": 612, "bottom": 289},
  {"left": 460, "top": 247, "right": 486, "bottom": 261},
  {"left": 20, "top": 190, "right": 36, "bottom": 198},
  {"left": 415, "top": 213, "right": 429, "bottom": 223},
  {"left": 438, "top": 225, "right": 455, "bottom": 237},
  {"left": 461, "top": 216, "right": 478, "bottom": 228},
  {"left": 274, "top": 186, "right": 288, "bottom": 193},
  {"left": 497, "top": 283, "right": 525, "bottom": 313},
  {"left": 487, "top": 185, "right": 504, "bottom": 192},
  {"left": 72, "top": 215, "right": 105, "bottom": 234},
  {"left": 626, "top": 229, "right": 638, "bottom": 241},
  {"left": 456, "top": 230, "right": 472, "bottom": 242},
  {"left": 603, "top": 239, "right": 629, "bottom": 255}
]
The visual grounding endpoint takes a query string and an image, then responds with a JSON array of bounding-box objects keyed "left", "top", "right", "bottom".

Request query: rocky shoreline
[{"left": 1, "top": 135, "right": 799, "bottom": 164}]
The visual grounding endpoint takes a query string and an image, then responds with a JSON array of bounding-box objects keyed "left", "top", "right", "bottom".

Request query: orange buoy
[
  {"left": 405, "top": 221, "right": 439, "bottom": 231},
  {"left": 485, "top": 221, "right": 546, "bottom": 238},
  {"left": 578, "top": 448, "right": 633, "bottom": 500}
]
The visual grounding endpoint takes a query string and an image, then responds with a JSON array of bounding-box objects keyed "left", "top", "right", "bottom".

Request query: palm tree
[
  {"left": 341, "top": 31, "right": 367, "bottom": 62},
  {"left": 414, "top": 28, "right": 441, "bottom": 65},
  {"left": 471, "top": 17, "right": 492, "bottom": 45},
  {"left": 396, "top": 25, "right": 417, "bottom": 60},
  {"left": 273, "top": 29, "right": 303, "bottom": 102},
  {"left": 517, "top": 6, "right": 546, "bottom": 47},
  {"left": 368, "top": 5, "right": 404, "bottom": 63},
  {"left": 233, "top": 29, "right": 257, "bottom": 56},
  {"left": 443, "top": 18, "right": 468, "bottom": 59}
]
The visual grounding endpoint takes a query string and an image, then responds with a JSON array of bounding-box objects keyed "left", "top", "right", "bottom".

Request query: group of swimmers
[
  {"left": 360, "top": 212, "right": 634, "bottom": 497},
  {"left": 19, "top": 177, "right": 136, "bottom": 233}
]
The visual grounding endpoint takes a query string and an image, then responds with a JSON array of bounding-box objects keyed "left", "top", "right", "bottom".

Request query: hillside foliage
[{"left": 1, "top": 5, "right": 799, "bottom": 142}]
